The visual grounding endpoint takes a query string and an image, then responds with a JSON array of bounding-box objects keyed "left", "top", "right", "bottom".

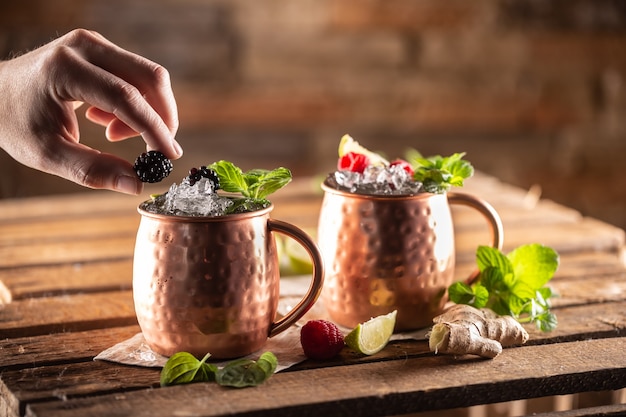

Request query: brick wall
[{"left": 1, "top": 0, "right": 625, "bottom": 229}]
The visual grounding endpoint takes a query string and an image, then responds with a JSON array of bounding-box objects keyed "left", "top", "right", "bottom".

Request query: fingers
[
  {"left": 53, "top": 29, "right": 182, "bottom": 159},
  {"left": 46, "top": 138, "right": 145, "bottom": 195},
  {"left": 85, "top": 107, "right": 138, "bottom": 141},
  {"left": 84, "top": 106, "right": 114, "bottom": 127}
]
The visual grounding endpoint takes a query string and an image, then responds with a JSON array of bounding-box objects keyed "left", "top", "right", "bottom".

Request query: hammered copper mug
[
  {"left": 318, "top": 181, "right": 503, "bottom": 331},
  {"left": 133, "top": 202, "right": 324, "bottom": 359}
]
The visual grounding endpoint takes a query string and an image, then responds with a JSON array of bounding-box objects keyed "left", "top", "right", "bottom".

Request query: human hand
[{"left": 0, "top": 29, "right": 182, "bottom": 195}]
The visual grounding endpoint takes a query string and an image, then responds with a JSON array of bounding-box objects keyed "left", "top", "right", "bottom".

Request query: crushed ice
[
  {"left": 144, "top": 177, "right": 233, "bottom": 216},
  {"left": 328, "top": 165, "right": 423, "bottom": 195}
]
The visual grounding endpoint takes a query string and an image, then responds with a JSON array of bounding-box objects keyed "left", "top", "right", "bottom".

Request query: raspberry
[
  {"left": 390, "top": 159, "right": 415, "bottom": 176},
  {"left": 338, "top": 152, "right": 370, "bottom": 173},
  {"left": 133, "top": 151, "right": 173, "bottom": 183},
  {"left": 300, "top": 319, "right": 345, "bottom": 360}
]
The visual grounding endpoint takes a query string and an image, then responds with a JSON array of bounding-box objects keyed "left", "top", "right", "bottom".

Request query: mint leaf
[
  {"left": 448, "top": 282, "right": 476, "bottom": 305},
  {"left": 256, "top": 351, "right": 278, "bottom": 375},
  {"left": 507, "top": 244, "right": 559, "bottom": 289},
  {"left": 160, "top": 352, "right": 217, "bottom": 387},
  {"left": 245, "top": 167, "right": 292, "bottom": 200},
  {"left": 216, "top": 351, "right": 278, "bottom": 388},
  {"left": 479, "top": 267, "right": 509, "bottom": 294},
  {"left": 476, "top": 246, "right": 513, "bottom": 275},
  {"left": 209, "top": 161, "right": 248, "bottom": 195},
  {"left": 407, "top": 150, "right": 474, "bottom": 194},
  {"left": 448, "top": 282, "right": 489, "bottom": 307},
  {"left": 536, "top": 311, "right": 558, "bottom": 332}
]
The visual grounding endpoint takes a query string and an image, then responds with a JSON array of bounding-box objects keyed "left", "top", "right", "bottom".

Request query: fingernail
[
  {"left": 115, "top": 175, "right": 141, "bottom": 195},
  {"left": 173, "top": 139, "right": 183, "bottom": 158}
]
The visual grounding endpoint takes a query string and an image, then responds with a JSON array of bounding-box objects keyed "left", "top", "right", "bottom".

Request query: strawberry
[
  {"left": 300, "top": 319, "right": 345, "bottom": 360},
  {"left": 390, "top": 159, "right": 415, "bottom": 176},
  {"left": 338, "top": 152, "right": 370, "bottom": 173}
]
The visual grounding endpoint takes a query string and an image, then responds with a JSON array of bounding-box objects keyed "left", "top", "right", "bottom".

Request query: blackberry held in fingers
[{"left": 134, "top": 151, "right": 173, "bottom": 183}]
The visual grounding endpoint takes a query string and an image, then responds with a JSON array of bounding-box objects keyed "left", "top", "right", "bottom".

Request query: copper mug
[
  {"left": 133, "top": 202, "right": 324, "bottom": 359},
  {"left": 318, "top": 181, "right": 503, "bottom": 331}
]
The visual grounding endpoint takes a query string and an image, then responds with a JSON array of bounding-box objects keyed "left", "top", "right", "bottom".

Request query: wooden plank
[
  {"left": 0, "top": 192, "right": 143, "bottom": 223},
  {"left": 0, "top": 259, "right": 133, "bottom": 303},
  {"left": 524, "top": 301, "right": 626, "bottom": 343},
  {"left": 0, "top": 325, "right": 140, "bottom": 370},
  {"left": 451, "top": 202, "right": 581, "bottom": 231},
  {"left": 0, "top": 236, "right": 134, "bottom": 269},
  {"left": 552, "top": 251, "right": 626, "bottom": 279},
  {"left": 524, "top": 403, "right": 626, "bottom": 417},
  {"left": 0, "top": 214, "right": 139, "bottom": 247},
  {"left": 20, "top": 337, "right": 626, "bottom": 417},
  {"left": 455, "top": 216, "right": 625, "bottom": 262},
  {"left": 550, "top": 275, "right": 626, "bottom": 307},
  {"left": 270, "top": 199, "right": 323, "bottom": 230},
  {"left": 2, "top": 361, "right": 160, "bottom": 417},
  {"left": 0, "top": 291, "right": 136, "bottom": 338}
]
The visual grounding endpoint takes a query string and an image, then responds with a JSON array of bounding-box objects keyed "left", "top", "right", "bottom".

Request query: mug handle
[
  {"left": 447, "top": 192, "right": 504, "bottom": 285},
  {"left": 266, "top": 219, "right": 325, "bottom": 337}
]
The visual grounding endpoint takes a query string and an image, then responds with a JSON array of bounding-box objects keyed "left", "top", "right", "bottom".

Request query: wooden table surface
[{"left": 1, "top": 172, "right": 626, "bottom": 417}]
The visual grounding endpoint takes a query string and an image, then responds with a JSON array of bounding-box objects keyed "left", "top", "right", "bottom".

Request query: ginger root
[{"left": 428, "top": 304, "right": 529, "bottom": 359}]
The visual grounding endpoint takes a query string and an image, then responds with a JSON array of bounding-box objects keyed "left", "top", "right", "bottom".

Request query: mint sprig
[
  {"left": 160, "top": 351, "right": 278, "bottom": 388},
  {"left": 448, "top": 244, "right": 559, "bottom": 332},
  {"left": 208, "top": 160, "right": 292, "bottom": 213},
  {"left": 406, "top": 150, "right": 474, "bottom": 194}
]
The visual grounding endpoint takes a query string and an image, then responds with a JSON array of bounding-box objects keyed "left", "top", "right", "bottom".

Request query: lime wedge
[
  {"left": 344, "top": 310, "right": 397, "bottom": 355},
  {"left": 278, "top": 229, "right": 316, "bottom": 276},
  {"left": 338, "top": 134, "right": 389, "bottom": 166},
  {"left": 284, "top": 237, "right": 314, "bottom": 275}
]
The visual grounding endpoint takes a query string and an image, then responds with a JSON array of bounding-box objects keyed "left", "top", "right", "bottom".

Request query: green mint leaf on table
[
  {"left": 216, "top": 352, "right": 278, "bottom": 388},
  {"left": 160, "top": 352, "right": 217, "bottom": 387},
  {"left": 406, "top": 150, "right": 474, "bottom": 193},
  {"left": 448, "top": 244, "right": 560, "bottom": 332},
  {"left": 160, "top": 351, "right": 277, "bottom": 388}
]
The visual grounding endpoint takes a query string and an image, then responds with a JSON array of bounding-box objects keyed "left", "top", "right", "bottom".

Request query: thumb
[{"left": 47, "top": 141, "right": 144, "bottom": 194}]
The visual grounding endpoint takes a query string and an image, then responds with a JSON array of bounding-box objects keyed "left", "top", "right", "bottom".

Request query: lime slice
[
  {"left": 278, "top": 229, "right": 316, "bottom": 276},
  {"left": 338, "top": 134, "right": 389, "bottom": 166},
  {"left": 344, "top": 310, "right": 397, "bottom": 355},
  {"left": 284, "top": 237, "right": 314, "bottom": 275}
]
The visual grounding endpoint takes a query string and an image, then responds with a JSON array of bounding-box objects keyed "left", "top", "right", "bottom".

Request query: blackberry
[
  {"left": 187, "top": 166, "right": 220, "bottom": 190},
  {"left": 133, "top": 151, "right": 173, "bottom": 183}
]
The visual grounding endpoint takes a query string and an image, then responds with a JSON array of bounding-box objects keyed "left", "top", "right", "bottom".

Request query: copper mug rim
[
  {"left": 321, "top": 179, "right": 440, "bottom": 201},
  {"left": 137, "top": 200, "right": 274, "bottom": 223}
]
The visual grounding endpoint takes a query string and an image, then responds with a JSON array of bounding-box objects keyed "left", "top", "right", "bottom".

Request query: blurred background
[{"left": 1, "top": 0, "right": 625, "bottom": 229}]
